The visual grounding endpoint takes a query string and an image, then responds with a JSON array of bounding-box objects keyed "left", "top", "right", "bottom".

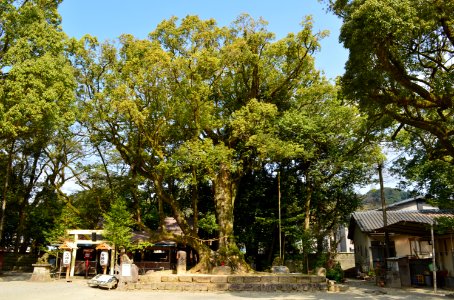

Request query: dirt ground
[{"left": 0, "top": 272, "right": 449, "bottom": 300}]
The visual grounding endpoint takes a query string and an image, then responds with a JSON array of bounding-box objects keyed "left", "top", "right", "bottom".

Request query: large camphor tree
[{"left": 76, "top": 15, "right": 340, "bottom": 271}]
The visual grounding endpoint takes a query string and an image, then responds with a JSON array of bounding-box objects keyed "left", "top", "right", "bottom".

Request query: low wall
[
  {"left": 0, "top": 253, "right": 36, "bottom": 272},
  {"left": 335, "top": 253, "right": 355, "bottom": 271},
  {"left": 129, "top": 274, "right": 327, "bottom": 292}
]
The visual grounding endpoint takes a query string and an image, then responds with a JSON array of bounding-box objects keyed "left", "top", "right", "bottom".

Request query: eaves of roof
[{"left": 351, "top": 209, "right": 454, "bottom": 233}]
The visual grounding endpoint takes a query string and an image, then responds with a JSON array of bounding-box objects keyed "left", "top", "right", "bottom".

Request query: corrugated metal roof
[
  {"left": 351, "top": 210, "right": 454, "bottom": 233},
  {"left": 384, "top": 196, "right": 424, "bottom": 208}
]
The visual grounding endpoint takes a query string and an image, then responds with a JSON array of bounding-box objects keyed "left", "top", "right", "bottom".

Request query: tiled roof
[{"left": 351, "top": 209, "right": 454, "bottom": 233}]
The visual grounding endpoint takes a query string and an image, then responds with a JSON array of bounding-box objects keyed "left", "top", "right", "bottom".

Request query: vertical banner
[
  {"left": 100, "top": 251, "right": 109, "bottom": 266},
  {"left": 63, "top": 251, "right": 71, "bottom": 266}
]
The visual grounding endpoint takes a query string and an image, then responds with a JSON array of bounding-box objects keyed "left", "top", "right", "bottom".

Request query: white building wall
[{"left": 352, "top": 226, "right": 373, "bottom": 272}]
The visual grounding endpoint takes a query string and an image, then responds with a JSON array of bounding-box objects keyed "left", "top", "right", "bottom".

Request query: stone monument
[
  {"left": 118, "top": 251, "right": 139, "bottom": 290},
  {"left": 176, "top": 250, "right": 187, "bottom": 274},
  {"left": 30, "top": 253, "right": 52, "bottom": 282}
]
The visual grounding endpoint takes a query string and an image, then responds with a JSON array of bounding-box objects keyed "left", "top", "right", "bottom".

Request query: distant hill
[{"left": 361, "top": 188, "right": 411, "bottom": 209}]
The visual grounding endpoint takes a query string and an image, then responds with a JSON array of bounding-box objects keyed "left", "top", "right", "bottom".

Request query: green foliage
[
  {"left": 75, "top": 13, "right": 340, "bottom": 267},
  {"left": 331, "top": 0, "right": 454, "bottom": 203},
  {"left": 362, "top": 187, "right": 412, "bottom": 209},
  {"left": 0, "top": 4, "right": 391, "bottom": 267},
  {"left": 102, "top": 197, "right": 134, "bottom": 251},
  {"left": 435, "top": 217, "right": 454, "bottom": 235},
  {"left": 314, "top": 252, "right": 329, "bottom": 268},
  {"left": 44, "top": 205, "right": 83, "bottom": 245},
  {"left": 390, "top": 147, "right": 454, "bottom": 206},
  {"left": 0, "top": 0, "right": 76, "bottom": 250},
  {"left": 132, "top": 241, "right": 155, "bottom": 251},
  {"left": 198, "top": 211, "right": 219, "bottom": 234},
  {"left": 326, "top": 262, "right": 344, "bottom": 283}
]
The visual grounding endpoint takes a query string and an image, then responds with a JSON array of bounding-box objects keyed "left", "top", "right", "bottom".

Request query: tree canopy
[
  {"left": 74, "top": 14, "right": 378, "bottom": 270},
  {"left": 0, "top": 2, "right": 386, "bottom": 273},
  {"left": 330, "top": 0, "right": 454, "bottom": 203},
  {"left": 0, "top": 0, "right": 76, "bottom": 250}
]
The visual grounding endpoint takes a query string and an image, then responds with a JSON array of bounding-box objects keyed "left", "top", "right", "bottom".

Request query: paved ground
[{"left": 0, "top": 272, "right": 451, "bottom": 300}]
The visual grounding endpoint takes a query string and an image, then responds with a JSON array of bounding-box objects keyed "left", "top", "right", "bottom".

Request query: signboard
[
  {"left": 63, "top": 251, "right": 71, "bottom": 266},
  {"left": 121, "top": 263, "right": 131, "bottom": 276},
  {"left": 100, "top": 251, "right": 109, "bottom": 266}
]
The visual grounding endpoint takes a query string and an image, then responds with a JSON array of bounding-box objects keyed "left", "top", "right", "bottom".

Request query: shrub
[{"left": 326, "top": 262, "right": 344, "bottom": 283}]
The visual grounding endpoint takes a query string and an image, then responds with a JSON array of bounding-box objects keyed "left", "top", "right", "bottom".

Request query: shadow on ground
[
  {"left": 0, "top": 272, "right": 32, "bottom": 282},
  {"left": 345, "top": 278, "right": 450, "bottom": 299}
]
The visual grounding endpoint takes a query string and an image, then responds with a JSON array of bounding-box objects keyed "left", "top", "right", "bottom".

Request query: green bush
[{"left": 326, "top": 262, "right": 344, "bottom": 283}]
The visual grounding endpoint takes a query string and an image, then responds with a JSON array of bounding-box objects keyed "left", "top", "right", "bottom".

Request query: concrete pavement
[{"left": 0, "top": 272, "right": 450, "bottom": 300}]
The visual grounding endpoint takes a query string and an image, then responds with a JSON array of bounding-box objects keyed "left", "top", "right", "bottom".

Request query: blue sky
[{"left": 58, "top": 0, "right": 348, "bottom": 80}]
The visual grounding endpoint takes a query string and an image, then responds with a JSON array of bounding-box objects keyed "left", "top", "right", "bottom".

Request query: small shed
[{"left": 349, "top": 209, "right": 454, "bottom": 290}]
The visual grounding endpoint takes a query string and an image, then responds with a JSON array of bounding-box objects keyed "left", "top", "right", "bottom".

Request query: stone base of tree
[
  {"left": 133, "top": 274, "right": 330, "bottom": 292},
  {"left": 271, "top": 266, "right": 290, "bottom": 274},
  {"left": 211, "top": 266, "right": 232, "bottom": 275}
]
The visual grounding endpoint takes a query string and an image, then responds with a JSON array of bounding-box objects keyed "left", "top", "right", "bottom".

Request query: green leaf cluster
[
  {"left": 331, "top": 0, "right": 454, "bottom": 204},
  {"left": 102, "top": 197, "right": 134, "bottom": 250}
]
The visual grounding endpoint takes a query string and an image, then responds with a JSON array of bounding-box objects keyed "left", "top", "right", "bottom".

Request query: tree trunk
[
  {"left": 210, "top": 164, "right": 250, "bottom": 273},
  {"left": 0, "top": 141, "right": 15, "bottom": 245},
  {"left": 303, "top": 177, "right": 312, "bottom": 231},
  {"left": 213, "top": 164, "right": 237, "bottom": 249},
  {"left": 14, "top": 150, "right": 40, "bottom": 253},
  {"left": 151, "top": 169, "right": 250, "bottom": 273},
  {"left": 192, "top": 168, "right": 198, "bottom": 234},
  {"left": 316, "top": 235, "right": 325, "bottom": 258}
]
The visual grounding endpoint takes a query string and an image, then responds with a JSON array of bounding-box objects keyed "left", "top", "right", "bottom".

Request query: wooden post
[
  {"left": 378, "top": 163, "right": 390, "bottom": 260},
  {"left": 110, "top": 248, "right": 116, "bottom": 275},
  {"left": 66, "top": 265, "right": 70, "bottom": 282}
]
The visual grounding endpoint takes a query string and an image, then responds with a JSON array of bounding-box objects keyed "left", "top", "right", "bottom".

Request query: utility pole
[
  {"left": 378, "top": 163, "right": 390, "bottom": 259},
  {"left": 431, "top": 223, "right": 437, "bottom": 293},
  {"left": 278, "top": 171, "right": 282, "bottom": 263}
]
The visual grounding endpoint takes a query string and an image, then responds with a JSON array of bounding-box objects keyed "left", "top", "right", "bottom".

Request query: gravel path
[{"left": 0, "top": 272, "right": 449, "bottom": 300}]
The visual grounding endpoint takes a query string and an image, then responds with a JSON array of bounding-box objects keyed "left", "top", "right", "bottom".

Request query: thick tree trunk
[
  {"left": 213, "top": 164, "right": 237, "bottom": 249},
  {"left": 151, "top": 170, "right": 250, "bottom": 273},
  {"left": 209, "top": 164, "right": 251, "bottom": 273},
  {"left": 14, "top": 150, "right": 40, "bottom": 253}
]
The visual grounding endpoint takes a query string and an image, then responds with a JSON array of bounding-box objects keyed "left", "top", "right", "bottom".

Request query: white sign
[
  {"left": 63, "top": 251, "right": 71, "bottom": 266},
  {"left": 100, "top": 251, "right": 109, "bottom": 266},
  {"left": 121, "top": 263, "right": 131, "bottom": 276}
]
